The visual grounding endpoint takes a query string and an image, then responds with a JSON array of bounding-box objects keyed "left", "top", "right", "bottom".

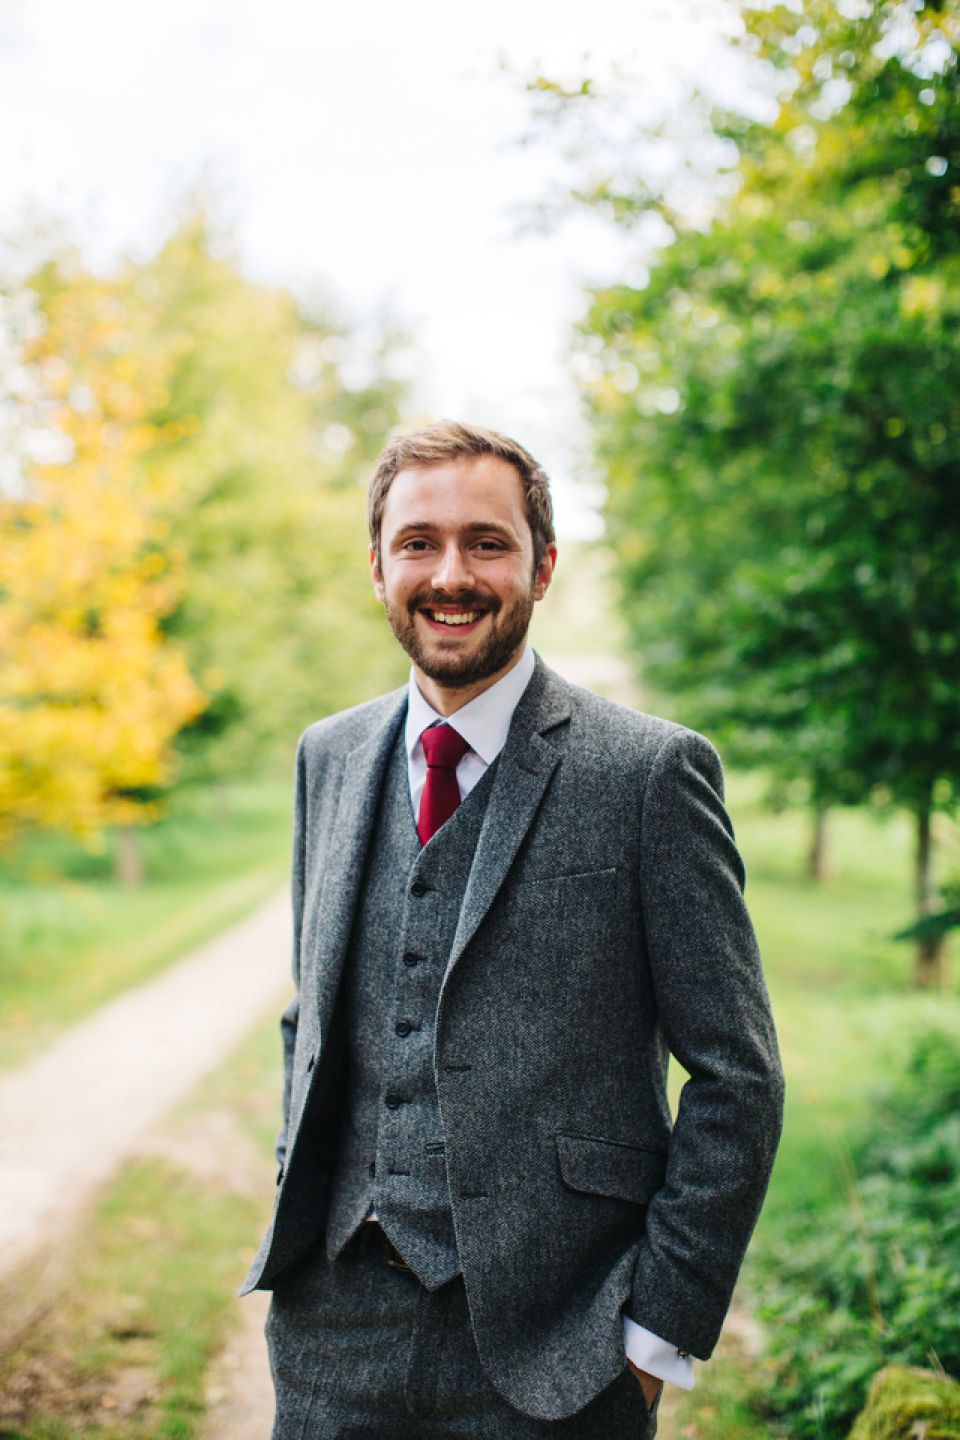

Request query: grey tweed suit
[{"left": 242, "top": 656, "right": 784, "bottom": 1423}]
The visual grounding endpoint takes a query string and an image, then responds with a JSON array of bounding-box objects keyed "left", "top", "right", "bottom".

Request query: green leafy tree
[
  {"left": 540, "top": 0, "right": 960, "bottom": 985},
  {"left": 121, "top": 211, "right": 409, "bottom": 784}
]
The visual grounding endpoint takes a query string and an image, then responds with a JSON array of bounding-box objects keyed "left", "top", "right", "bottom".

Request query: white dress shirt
[{"left": 404, "top": 644, "right": 695, "bottom": 1392}]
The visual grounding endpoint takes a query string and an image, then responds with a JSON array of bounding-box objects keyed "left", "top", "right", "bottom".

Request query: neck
[{"left": 413, "top": 643, "right": 527, "bottom": 717}]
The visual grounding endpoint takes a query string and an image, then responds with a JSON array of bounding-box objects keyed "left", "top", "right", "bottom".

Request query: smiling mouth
[{"left": 423, "top": 610, "right": 484, "bottom": 627}]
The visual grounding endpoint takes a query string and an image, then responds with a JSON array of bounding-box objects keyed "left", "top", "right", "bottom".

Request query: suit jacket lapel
[
  {"left": 315, "top": 689, "right": 407, "bottom": 1035},
  {"left": 444, "top": 659, "right": 571, "bottom": 984}
]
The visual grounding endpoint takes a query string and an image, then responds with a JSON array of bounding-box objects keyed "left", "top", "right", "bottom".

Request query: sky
[{"left": 0, "top": 0, "right": 754, "bottom": 534}]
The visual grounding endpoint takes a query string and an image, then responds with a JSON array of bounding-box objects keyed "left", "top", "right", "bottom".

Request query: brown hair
[{"left": 367, "top": 420, "right": 555, "bottom": 568}]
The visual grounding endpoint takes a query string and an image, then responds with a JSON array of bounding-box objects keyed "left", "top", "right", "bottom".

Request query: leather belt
[{"left": 363, "top": 1221, "right": 413, "bottom": 1271}]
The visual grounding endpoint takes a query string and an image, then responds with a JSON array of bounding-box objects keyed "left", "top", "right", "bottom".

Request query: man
[{"left": 242, "top": 421, "right": 784, "bottom": 1438}]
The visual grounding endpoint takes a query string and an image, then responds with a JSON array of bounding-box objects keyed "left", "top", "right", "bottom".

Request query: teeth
[{"left": 429, "top": 611, "right": 479, "bottom": 626}]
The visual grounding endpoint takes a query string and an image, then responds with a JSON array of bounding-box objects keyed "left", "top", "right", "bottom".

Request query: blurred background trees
[
  {"left": 532, "top": 0, "right": 960, "bottom": 986},
  {"left": 0, "top": 256, "right": 203, "bottom": 868},
  {"left": 130, "top": 212, "right": 408, "bottom": 787},
  {"left": 0, "top": 208, "right": 408, "bottom": 874}
]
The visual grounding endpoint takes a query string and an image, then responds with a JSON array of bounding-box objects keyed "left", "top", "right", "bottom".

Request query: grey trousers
[{"left": 265, "top": 1232, "right": 658, "bottom": 1439}]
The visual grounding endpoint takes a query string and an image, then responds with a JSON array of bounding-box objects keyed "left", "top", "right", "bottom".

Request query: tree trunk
[
  {"left": 115, "top": 825, "right": 144, "bottom": 887},
  {"left": 807, "top": 802, "right": 828, "bottom": 882},
  {"left": 210, "top": 781, "right": 230, "bottom": 820},
  {"left": 914, "top": 804, "right": 944, "bottom": 989}
]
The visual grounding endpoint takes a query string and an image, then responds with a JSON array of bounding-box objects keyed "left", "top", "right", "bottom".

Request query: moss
[{"left": 848, "top": 1366, "right": 960, "bottom": 1440}]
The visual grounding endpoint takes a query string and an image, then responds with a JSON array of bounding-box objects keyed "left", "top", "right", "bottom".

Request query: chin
[{"left": 419, "top": 654, "right": 488, "bottom": 686}]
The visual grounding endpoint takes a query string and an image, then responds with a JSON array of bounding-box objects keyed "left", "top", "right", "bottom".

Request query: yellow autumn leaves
[
  {"left": 0, "top": 265, "right": 202, "bottom": 839},
  {"left": 0, "top": 213, "right": 408, "bottom": 846}
]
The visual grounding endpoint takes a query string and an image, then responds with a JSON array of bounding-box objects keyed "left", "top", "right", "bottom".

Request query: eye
[{"left": 474, "top": 539, "right": 505, "bottom": 552}]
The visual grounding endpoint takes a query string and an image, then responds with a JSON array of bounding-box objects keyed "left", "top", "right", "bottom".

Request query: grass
[
  {"left": 0, "top": 1014, "right": 280, "bottom": 1440},
  {"left": 734, "top": 775, "right": 960, "bottom": 1226},
  {"left": 0, "top": 780, "right": 292, "bottom": 1071},
  {"left": 661, "top": 776, "right": 960, "bottom": 1440}
]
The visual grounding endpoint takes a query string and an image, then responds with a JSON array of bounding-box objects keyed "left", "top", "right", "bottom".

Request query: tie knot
[{"left": 421, "top": 724, "right": 470, "bottom": 771}]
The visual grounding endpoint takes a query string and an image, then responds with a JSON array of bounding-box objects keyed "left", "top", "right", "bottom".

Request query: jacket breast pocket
[
  {"left": 555, "top": 866, "right": 618, "bottom": 962},
  {"left": 558, "top": 866, "right": 617, "bottom": 915},
  {"left": 556, "top": 1133, "right": 667, "bottom": 1206}
]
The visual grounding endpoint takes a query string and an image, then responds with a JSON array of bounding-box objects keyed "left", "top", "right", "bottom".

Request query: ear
[
  {"left": 533, "top": 543, "right": 557, "bottom": 603},
  {"left": 370, "top": 545, "right": 386, "bottom": 603}
]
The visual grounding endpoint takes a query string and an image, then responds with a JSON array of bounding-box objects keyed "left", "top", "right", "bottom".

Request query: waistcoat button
[
  {"left": 402, "top": 951, "right": 420, "bottom": 967},
  {"left": 395, "top": 1020, "right": 412, "bottom": 1037},
  {"left": 384, "top": 1092, "right": 403, "bottom": 1109},
  {"left": 411, "top": 881, "right": 428, "bottom": 897}
]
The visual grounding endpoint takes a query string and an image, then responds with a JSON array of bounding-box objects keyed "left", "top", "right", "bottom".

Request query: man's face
[{"left": 370, "top": 456, "right": 555, "bottom": 695}]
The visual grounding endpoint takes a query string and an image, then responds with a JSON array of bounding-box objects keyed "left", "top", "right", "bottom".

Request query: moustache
[{"left": 410, "top": 589, "right": 500, "bottom": 615}]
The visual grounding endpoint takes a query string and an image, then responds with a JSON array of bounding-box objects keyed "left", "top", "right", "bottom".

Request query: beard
[{"left": 384, "top": 583, "right": 535, "bottom": 688}]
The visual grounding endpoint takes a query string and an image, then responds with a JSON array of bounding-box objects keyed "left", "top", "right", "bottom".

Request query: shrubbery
[{"left": 755, "top": 1030, "right": 960, "bottom": 1438}]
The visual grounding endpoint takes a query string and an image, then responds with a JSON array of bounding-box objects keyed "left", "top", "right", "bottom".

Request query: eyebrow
[{"left": 391, "top": 520, "right": 518, "bottom": 542}]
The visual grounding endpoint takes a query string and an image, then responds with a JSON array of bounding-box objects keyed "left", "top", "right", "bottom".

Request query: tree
[
  {"left": 124, "top": 212, "right": 409, "bottom": 783},
  {"left": 0, "top": 260, "right": 202, "bottom": 852},
  {"left": 1, "top": 208, "right": 411, "bottom": 863},
  {"left": 537, "top": 0, "right": 960, "bottom": 985}
]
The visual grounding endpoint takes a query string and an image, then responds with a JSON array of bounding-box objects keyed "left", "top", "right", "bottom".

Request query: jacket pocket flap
[{"left": 556, "top": 1133, "right": 667, "bottom": 1205}]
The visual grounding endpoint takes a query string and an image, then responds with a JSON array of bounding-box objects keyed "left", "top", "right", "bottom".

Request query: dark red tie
[{"left": 418, "top": 725, "right": 470, "bottom": 845}]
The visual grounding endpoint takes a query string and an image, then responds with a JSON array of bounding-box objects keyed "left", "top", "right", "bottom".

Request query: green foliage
[
  {"left": 754, "top": 1029, "right": 960, "bottom": 1438},
  {"left": 124, "top": 209, "right": 409, "bottom": 780},
  {"left": 580, "top": 2, "right": 960, "bottom": 825},
  {"left": 533, "top": 1, "right": 960, "bottom": 977},
  {"left": 894, "top": 880, "right": 960, "bottom": 941}
]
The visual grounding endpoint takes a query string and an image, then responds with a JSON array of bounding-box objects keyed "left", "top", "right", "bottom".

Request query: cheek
[
  {"left": 495, "top": 565, "right": 536, "bottom": 601},
  {"left": 381, "top": 568, "right": 423, "bottom": 609}
]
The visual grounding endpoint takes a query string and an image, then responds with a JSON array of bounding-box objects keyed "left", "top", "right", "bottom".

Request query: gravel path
[
  {"left": 0, "top": 889, "right": 291, "bottom": 1284},
  {"left": 203, "top": 1292, "right": 274, "bottom": 1440}
]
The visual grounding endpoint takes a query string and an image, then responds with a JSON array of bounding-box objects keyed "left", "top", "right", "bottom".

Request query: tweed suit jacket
[{"left": 242, "top": 656, "right": 784, "bottom": 1422}]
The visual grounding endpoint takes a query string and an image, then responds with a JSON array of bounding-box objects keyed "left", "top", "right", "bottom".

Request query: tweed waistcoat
[{"left": 324, "top": 727, "right": 497, "bottom": 1289}]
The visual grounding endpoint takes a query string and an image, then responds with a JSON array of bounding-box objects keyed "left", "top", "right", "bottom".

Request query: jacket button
[
  {"left": 384, "top": 1093, "right": 403, "bottom": 1109},
  {"left": 411, "top": 881, "right": 428, "bottom": 897},
  {"left": 403, "top": 951, "right": 421, "bottom": 967},
  {"left": 395, "top": 1020, "right": 412, "bottom": 1037}
]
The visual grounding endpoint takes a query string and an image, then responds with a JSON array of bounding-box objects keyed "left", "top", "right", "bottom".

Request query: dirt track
[{"left": 0, "top": 889, "right": 291, "bottom": 1283}]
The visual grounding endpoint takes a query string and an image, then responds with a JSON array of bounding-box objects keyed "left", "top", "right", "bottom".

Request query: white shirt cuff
[{"left": 622, "top": 1316, "right": 695, "bottom": 1390}]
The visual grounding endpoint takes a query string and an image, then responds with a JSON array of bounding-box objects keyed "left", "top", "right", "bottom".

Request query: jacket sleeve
[
  {"left": 275, "top": 735, "right": 308, "bottom": 1171},
  {"left": 626, "top": 728, "right": 785, "bottom": 1358}
]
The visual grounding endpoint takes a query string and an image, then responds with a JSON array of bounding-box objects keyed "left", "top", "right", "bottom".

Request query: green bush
[{"left": 755, "top": 1030, "right": 960, "bottom": 1438}]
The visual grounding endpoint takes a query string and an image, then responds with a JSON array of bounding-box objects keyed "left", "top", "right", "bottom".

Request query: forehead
[{"left": 381, "top": 456, "right": 527, "bottom": 534}]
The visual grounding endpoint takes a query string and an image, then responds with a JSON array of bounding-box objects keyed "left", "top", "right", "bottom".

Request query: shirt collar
[{"left": 405, "top": 644, "right": 536, "bottom": 767}]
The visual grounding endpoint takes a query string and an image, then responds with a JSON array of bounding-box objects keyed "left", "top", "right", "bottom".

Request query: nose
[{"left": 432, "top": 541, "right": 474, "bottom": 593}]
